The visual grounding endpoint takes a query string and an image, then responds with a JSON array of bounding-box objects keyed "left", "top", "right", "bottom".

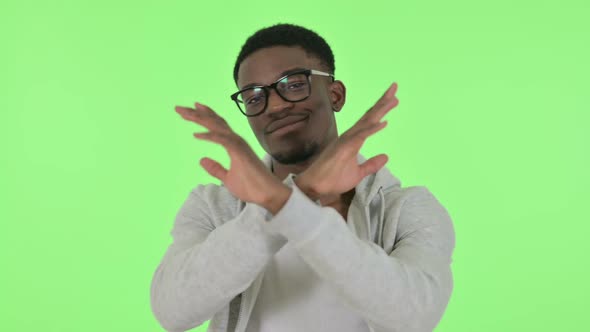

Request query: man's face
[{"left": 236, "top": 46, "right": 343, "bottom": 165}]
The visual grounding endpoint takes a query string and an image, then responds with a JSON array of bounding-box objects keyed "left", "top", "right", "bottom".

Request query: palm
[
  {"left": 331, "top": 160, "right": 366, "bottom": 193},
  {"left": 298, "top": 82, "right": 398, "bottom": 198},
  {"left": 223, "top": 148, "right": 270, "bottom": 201},
  {"left": 304, "top": 132, "right": 388, "bottom": 197},
  {"left": 176, "top": 102, "right": 282, "bottom": 204}
]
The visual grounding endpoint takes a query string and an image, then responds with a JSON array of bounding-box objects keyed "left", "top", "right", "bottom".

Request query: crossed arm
[
  {"left": 174, "top": 82, "right": 399, "bottom": 215},
  {"left": 151, "top": 83, "right": 454, "bottom": 331}
]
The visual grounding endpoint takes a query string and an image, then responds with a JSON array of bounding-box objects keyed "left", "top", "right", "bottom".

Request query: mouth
[{"left": 267, "top": 116, "right": 309, "bottom": 135}]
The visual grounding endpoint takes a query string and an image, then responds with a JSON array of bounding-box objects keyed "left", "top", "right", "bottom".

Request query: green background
[{"left": 2, "top": 0, "right": 588, "bottom": 331}]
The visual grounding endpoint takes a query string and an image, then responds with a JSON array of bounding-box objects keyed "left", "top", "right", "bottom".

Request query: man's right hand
[{"left": 175, "top": 102, "right": 287, "bottom": 207}]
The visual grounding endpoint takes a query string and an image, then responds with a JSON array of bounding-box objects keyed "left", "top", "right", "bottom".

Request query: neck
[
  {"left": 272, "top": 156, "right": 332, "bottom": 203},
  {"left": 270, "top": 133, "right": 339, "bottom": 181},
  {"left": 270, "top": 155, "right": 356, "bottom": 207},
  {"left": 271, "top": 155, "right": 318, "bottom": 182}
]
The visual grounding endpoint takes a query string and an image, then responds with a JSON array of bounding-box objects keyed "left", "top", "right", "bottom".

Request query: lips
[{"left": 266, "top": 115, "right": 309, "bottom": 134}]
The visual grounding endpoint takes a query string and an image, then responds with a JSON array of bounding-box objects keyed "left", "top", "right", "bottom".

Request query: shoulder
[
  {"left": 190, "top": 182, "right": 236, "bottom": 203},
  {"left": 179, "top": 183, "right": 240, "bottom": 226},
  {"left": 382, "top": 185, "right": 449, "bottom": 217},
  {"left": 380, "top": 185, "right": 455, "bottom": 251}
]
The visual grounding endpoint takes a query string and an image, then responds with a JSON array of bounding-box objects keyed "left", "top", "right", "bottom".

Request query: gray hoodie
[{"left": 150, "top": 153, "right": 455, "bottom": 332}]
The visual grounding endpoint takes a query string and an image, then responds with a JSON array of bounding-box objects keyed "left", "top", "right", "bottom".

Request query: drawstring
[
  {"left": 364, "top": 186, "right": 385, "bottom": 245},
  {"left": 365, "top": 187, "right": 384, "bottom": 332},
  {"left": 364, "top": 207, "right": 371, "bottom": 242},
  {"left": 377, "top": 187, "right": 385, "bottom": 247}
]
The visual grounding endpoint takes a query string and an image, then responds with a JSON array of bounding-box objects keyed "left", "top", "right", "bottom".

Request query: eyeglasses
[{"left": 230, "top": 69, "right": 335, "bottom": 117}]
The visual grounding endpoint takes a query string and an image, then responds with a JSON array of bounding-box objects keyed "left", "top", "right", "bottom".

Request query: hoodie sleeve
[
  {"left": 150, "top": 185, "right": 288, "bottom": 332},
  {"left": 263, "top": 178, "right": 455, "bottom": 332}
]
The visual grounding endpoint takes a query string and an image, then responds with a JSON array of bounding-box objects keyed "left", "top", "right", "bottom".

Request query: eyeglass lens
[{"left": 236, "top": 73, "right": 310, "bottom": 115}]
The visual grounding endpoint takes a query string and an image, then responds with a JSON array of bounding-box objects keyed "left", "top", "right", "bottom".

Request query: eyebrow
[{"left": 241, "top": 67, "right": 307, "bottom": 90}]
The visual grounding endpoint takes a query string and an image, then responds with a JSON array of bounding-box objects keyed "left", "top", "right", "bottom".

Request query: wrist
[
  {"left": 260, "top": 183, "right": 292, "bottom": 215},
  {"left": 294, "top": 174, "right": 321, "bottom": 202}
]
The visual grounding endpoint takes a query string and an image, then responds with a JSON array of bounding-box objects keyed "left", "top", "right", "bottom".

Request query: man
[{"left": 150, "top": 23, "right": 455, "bottom": 332}]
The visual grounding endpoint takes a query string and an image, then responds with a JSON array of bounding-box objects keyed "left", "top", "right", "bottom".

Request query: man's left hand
[{"left": 295, "top": 82, "right": 399, "bottom": 203}]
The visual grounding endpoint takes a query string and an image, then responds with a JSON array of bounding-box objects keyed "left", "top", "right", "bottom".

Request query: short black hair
[{"left": 233, "top": 23, "right": 335, "bottom": 85}]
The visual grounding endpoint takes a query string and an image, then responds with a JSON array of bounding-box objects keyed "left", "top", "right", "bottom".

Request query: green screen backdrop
[{"left": 2, "top": 0, "right": 589, "bottom": 331}]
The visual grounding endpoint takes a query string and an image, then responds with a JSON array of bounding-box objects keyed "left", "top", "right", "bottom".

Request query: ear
[{"left": 329, "top": 80, "right": 346, "bottom": 112}]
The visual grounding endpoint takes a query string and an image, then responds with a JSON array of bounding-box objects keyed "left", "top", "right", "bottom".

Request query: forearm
[
  {"left": 262, "top": 183, "right": 455, "bottom": 331},
  {"left": 287, "top": 215, "right": 453, "bottom": 331},
  {"left": 151, "top": 202, "right": 287, "bottom": 332}
]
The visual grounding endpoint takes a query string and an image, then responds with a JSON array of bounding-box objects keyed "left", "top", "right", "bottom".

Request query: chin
[{"left": 270, "top": 141, "right": 319, "bottom": 165}]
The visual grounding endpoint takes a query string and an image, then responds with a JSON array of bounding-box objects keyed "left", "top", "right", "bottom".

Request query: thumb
[
  {"left": 360, "top": 154, "right": 388, "bottom": 177},
  {"left": 200, "top": 157, "right": 228, "bottom": 181}
]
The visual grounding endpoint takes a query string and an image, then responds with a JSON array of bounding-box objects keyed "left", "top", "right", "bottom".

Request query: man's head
[{"left": 233, "top": 23, "right": 346, "bottom": 165}]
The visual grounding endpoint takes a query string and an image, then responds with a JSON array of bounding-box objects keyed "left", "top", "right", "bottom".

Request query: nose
[{"left": 266, "top": 88, "right": 293, "bottom": 114}]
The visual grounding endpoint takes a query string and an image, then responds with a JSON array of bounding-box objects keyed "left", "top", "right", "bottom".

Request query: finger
[
  {"left": 200, "top": 157, "right": 228, "bottom": 181},
  {"left": 346, "top": 120, "right": 388, "bottom": 141},
  {"left": 175, "top": 104, "right": 231, "bottom": 132},
  {"left": 193, "top": 132, "right": 247, "bottom": 158},
  {"left": 175, "top": 106, "right": 207, "bottom": 126},
  {"left": 377, "top": 82, "right": 398, "bottom": 109},
  {"left": 386, "top": 82, "right": 398, "bottom": 98},
  {"left": 362, "top": 82, "right": 399, "bottom": 122},
  {"left": 359, "top": 153, "right": 389, "bottom": 177},
  {"left": 175, "top": 104, "right": 224, "bottom": 131},
  {"left": 195, "top": 102, "right": 232, "bottom": 130},
  {"left": 371, "top": 89, "right": 398, "bottom": 120},
  {"left": 364, "top": 120, "right": 388, "bottom": 136},
  {"left": 193, "top": 132, "right": 229, "bottom": 146},
  {"left": 340, "top": 121, "right": 387, "bottom": 157},
  {"left": 349, "top": 84, "right": 397, "bottom": 135}
]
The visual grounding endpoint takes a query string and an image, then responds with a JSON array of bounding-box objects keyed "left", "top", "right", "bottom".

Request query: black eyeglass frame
[{"left": 230, "top": 69, "right": 335, "bottom": 117}]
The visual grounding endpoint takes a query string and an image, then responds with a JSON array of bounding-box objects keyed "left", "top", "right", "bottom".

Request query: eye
[
  {"left": 287, "top": 82, "right": 306, "bottom": 90},
  {"left": 246, "top": 96, "right": 263, "bottom": 105}
]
